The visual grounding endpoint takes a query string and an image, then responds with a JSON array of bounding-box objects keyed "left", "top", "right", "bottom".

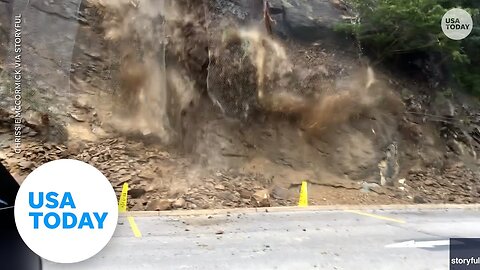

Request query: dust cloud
[
  {"left": 89, "top": 0, "right": 402, "bottom": 148},
  {"left": 88, "top": 0, "right": 204, "bottom": 144},
  {"left": 216, "top": 27, "right": 402, "bottom": 134}
]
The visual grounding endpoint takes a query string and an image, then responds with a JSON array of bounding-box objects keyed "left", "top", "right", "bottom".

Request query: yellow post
[
  {"left": 118, "top": 183, "right": 128, "bottom": 213},
  {"left": 298, "top": 181, "right": 308, "bottom": 207},
  {"left": 118, "top": 182, "right": 142, "bottom": 237}
]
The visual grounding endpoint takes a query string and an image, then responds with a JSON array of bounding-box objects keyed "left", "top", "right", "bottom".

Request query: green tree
[{"left": 338, "top": 0, "right": 479, "bottom": 95}]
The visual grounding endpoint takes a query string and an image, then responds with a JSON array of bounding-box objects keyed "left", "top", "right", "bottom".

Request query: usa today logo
[
  {"left": 442, "top": 8, "right": 474, "bottom": 40},
  {"left": 28, "top": 192, "right": 108, "bottom": 229},
  {"left": 14, "top": 159, "right": 118, "bottom": 263}
]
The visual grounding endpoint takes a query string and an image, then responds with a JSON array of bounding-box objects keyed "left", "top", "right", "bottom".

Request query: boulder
[
  {"left": 146, "top": 199, "right": 172, "bottom": 211},
  {"left": 269, "top": 0, "right": 346, "bottom": 42},
  {"left": 252, "top": 189, "right": 270, "bottom": 207}
]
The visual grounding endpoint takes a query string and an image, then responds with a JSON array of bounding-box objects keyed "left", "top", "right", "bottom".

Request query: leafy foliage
[{"left": 338, "top": 0, "right": 480, "bottom": 95}]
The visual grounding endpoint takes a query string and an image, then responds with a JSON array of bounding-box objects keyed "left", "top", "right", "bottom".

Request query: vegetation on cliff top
[{"left": 339, "top": 0, "right": 479, "bottom": 95}]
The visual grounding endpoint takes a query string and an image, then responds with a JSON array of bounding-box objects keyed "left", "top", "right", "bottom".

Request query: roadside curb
[{"left": 121, "top": 204, "right": 480, "bottom": 217}]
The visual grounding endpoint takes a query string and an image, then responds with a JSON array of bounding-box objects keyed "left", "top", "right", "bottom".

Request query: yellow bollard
[
  {"left": 118, "top": 182, "right": 142, "bottom": 238},
  {"left": 298, "top": 181, "right": 308, "bottom": 207},
  {"left": 118, "top": 183, "right": 129, "bottom": 213}
]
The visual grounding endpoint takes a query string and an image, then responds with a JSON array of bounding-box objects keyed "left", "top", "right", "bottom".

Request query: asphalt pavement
[{"left": 44, "top": 205, "right": 480, "bottom": 270}]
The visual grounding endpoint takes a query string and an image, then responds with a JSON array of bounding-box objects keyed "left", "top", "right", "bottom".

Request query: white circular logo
[
  {"left": 14, "top": 159, "right": 118, "bottom": 263},
  {"left": 442, "top": 8, "right": 474, "bottom": 40}
]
